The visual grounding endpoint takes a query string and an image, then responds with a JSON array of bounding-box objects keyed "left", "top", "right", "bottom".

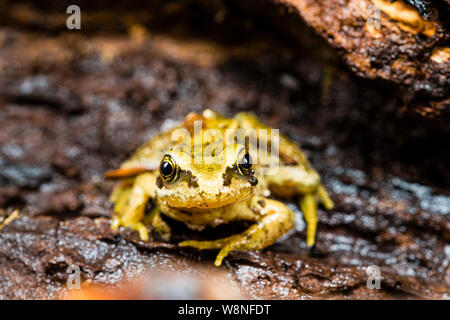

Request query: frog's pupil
[
  {"left": 161, "top": 161, "right": 173, "bottom": 176},
  {"left": 241, "top": 152, "right": 251, "bottom": 169}
]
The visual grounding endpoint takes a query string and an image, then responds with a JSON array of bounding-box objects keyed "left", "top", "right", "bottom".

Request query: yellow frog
[{"left": 106, "top": 110, "right": 333, "bottom": 266}]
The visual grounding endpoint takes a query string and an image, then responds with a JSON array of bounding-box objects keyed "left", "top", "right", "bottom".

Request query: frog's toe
[
  {"left": 179, "top": 240, "right": 233, "bottom": 266},
  {"left": 136, "top": 223, "right": 149, "bottom": 241},
  {"left": 111, "top": 217, "right": 121, "bottom": 230},
  {"left": 180, "top": 237, "right": 247, "bottom": 266},
  {"left": 157, "top": 228, "right": 171, "bottom": 241},
  {"left": 215, "top": 245, "right": 234, "bottom": 266},
  {"left": 299, "top": 186, "right": 334, "bottom": 246},
  {"left": 300, "top": 194, "right": 318, "bottom": 247},
  {"left": 127, "top": 221, "right": 149, "bottom": 241},
  {"left": 111, "top": 217, "right": 149, "bottom": 241},
  {"left": 151, "top": 212, "right": 172, "bottom": 241},
  {"left": 179, "top": 240, "right": 221, "bottom": 250},
  {"left": 179, "top": 240, "right": 197, "bottom": 248}
]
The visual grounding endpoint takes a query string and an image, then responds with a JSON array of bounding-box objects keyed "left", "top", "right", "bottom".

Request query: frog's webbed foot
[
  {"left": 179, "top": 235, "right": 246, "bottom": 267},
  {"left": 111, "top": 216, "right": 149, "bottom": 241},
  {"left": 300, "top": 184, "right": 334, "bottom": 247},
  {"left": 180, "top": 198, "right": 295, "bottom": 266},
  {"left": 317, "top": 184, "right": 334, "bottom": 210},
  {"left": 235, "top": 111, "right": 334, "bottom": 247}
]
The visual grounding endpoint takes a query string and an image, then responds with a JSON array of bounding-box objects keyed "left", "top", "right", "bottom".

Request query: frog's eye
[
  {"left": 160, "top": 155, "right": 179, "bottom": 183},
  {"left": 237, "top": 149, "right": 252, "bottom": 176}
]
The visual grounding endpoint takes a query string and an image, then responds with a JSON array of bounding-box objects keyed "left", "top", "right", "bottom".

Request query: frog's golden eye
[
  {"left": 160, "top": 155, "right": 179, "bottom": 183},
  {"left": 237, "top": 149, "right": 252, "bottom": 176}
]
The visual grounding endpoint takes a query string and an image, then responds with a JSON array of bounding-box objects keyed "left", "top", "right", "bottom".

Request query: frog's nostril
[{"left": 249, "top": 177, "right": 258, "bottom": 186}]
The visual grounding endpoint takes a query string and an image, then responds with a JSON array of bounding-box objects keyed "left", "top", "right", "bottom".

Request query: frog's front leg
[
  {"left": 179, "top": 197, "right": 295, "bottom": 266},
  {"left": 266, "top": 166, "right": 333, "bottom": 246},
  {"left": 111, "top": 172, "right": 170, "bottom": 241},
  {"left": 143, "top": 207, "right": 171, "bottom": 241}
]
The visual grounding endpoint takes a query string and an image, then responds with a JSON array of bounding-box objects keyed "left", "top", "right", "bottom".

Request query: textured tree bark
[{"left": 235, "top": 0, "right": 450, "bottom": 121}]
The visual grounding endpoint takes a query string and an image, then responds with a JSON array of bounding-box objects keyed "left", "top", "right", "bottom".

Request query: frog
[{"left": 105, "top": 109, "right": 333, "bottom": 266}]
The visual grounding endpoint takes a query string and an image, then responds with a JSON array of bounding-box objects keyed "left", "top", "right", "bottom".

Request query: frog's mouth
[{"left": 156, "top": 179, "right": 255, "bottom": 210}]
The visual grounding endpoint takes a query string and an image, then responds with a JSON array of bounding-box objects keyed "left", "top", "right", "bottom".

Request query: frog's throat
[{"left": 163, "top": 194, "right": 253, "bottom": 213}]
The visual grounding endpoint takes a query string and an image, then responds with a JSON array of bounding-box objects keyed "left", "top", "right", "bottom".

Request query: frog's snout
[{"left": 156, "top": 177, "right": 255, "bottom": 209}]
